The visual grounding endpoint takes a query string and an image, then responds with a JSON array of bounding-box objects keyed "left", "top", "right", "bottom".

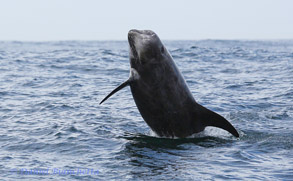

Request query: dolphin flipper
[{"left": 100, "top": 80, "right": 130, "bottom": 104}]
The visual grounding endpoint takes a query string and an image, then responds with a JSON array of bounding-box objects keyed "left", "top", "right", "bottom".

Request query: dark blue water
[{"left": 0, "top": 40, "right": 292, "bottom": 180}]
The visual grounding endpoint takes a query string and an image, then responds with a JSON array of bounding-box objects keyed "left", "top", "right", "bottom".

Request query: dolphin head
[{"left": 128, "top": 29, "right": 167, "bottom": 67}]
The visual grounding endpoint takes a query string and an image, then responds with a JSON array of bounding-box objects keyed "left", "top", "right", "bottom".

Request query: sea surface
[{"left": 0, "top": 40, "right": 292, "bottom": 180}]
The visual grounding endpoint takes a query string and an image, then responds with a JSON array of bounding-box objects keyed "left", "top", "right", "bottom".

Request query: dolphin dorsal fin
[
  {"left": 100, "top": 80, "right": 130, "bottom": 104},
  {"left": 200, "top": 106, "right": 239, "bottom": 137}
]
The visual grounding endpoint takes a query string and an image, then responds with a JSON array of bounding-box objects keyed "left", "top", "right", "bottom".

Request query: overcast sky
[{"left": 0, "top": 0, "right": 292, "bottom": 41}]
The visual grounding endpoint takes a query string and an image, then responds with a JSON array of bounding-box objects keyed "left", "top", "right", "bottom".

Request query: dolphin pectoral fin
[
  {"left": 202, "top": 107, "right": 239, "bottom": 137},
  {"left": 99, "top": 80, "right": 130, "bottom": 105}
]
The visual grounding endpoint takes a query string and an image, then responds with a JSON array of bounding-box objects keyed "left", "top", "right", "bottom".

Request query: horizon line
[{"left": 1, "top": 38, "right": 293, "bottom": 42}]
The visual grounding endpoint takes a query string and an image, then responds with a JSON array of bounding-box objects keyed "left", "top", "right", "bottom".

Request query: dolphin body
[{"left": 100, "top": 29, "right": 239, "bottom": 138}]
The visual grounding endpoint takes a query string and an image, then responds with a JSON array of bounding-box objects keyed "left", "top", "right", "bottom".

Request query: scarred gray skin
[
  {"left": 101, "top": 29, "right": 239, "bottom": 138},
  {"left": 128, "top": 30, "right": 199, "bottom": 137}
]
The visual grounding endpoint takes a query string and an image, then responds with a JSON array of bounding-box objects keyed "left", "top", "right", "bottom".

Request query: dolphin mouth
[{"left": 128, "top": 31, "right": 139, "bottom": 61}]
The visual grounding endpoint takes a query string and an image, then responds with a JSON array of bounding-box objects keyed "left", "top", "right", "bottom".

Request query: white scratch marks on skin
[{"left": 129, "top": 68, "right": 140, "bottom": 81}]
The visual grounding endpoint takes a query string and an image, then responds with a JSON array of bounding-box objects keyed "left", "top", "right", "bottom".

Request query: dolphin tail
[
  {"left": 201, "top": 106, "right": 239, "bottom": 137},
  {"left": 99, "top": 80, "right": 130, "bottom": 104}
]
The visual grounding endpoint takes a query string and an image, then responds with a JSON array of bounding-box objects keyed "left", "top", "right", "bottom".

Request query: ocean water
[{"left": 0, "top": 40, "right": 292, "bottom": 180}]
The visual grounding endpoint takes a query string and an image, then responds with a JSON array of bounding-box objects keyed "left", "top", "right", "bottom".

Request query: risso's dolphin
[{"left": 100, "top": 29, "right": 239, "bottom": 138}]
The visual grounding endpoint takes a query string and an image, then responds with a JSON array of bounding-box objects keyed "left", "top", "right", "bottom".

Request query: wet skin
[{"left": 101, "top": 29, "right": 239, "bottom": 138}]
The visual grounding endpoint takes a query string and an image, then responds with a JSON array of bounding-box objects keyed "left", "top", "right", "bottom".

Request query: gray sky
[{"left": 0, "top": 0, "right": 292, "bottom": 41}]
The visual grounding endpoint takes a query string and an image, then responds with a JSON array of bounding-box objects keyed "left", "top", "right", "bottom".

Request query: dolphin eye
[{"left": 161, "top": 47, "right": 164, "bottom": 53}]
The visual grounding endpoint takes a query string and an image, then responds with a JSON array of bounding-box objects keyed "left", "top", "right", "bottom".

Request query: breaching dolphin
[{"left": 100, "top": 29, "right": 239, "bottom": 138}]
